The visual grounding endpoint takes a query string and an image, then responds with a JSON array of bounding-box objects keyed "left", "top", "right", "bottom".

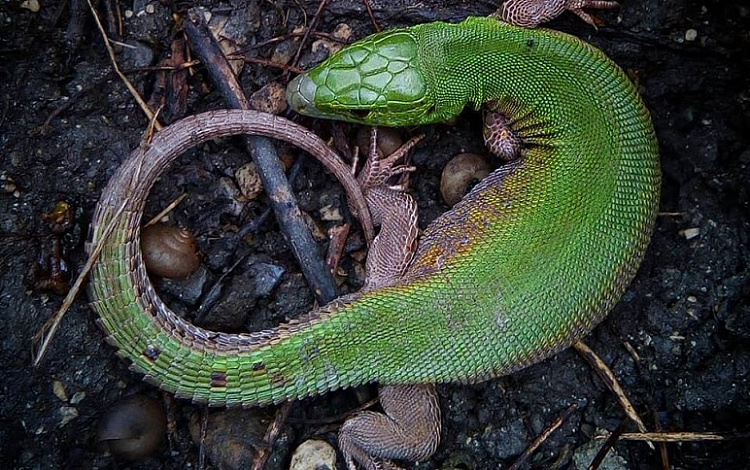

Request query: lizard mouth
[
  {"left": 287, "top": 74, "right": 373, "bottom": 122},
  {"left": 287, "top": 74, "right": 318, "bottom": 116}
]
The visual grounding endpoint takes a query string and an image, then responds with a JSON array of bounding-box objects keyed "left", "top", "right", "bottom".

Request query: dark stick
[{"left": 183, "top": 8, "right": 339, "bottom": 304}]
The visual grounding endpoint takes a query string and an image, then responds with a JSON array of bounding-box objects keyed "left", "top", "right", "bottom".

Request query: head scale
[{"left": 288, "top": 30, "right": 440, "bottom": 126}]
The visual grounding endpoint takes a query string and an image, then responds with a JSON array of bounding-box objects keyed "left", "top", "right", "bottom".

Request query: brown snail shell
[
  {"left": 141, "top": 223, "right": 201, "bottom": 279},
  {"left": 440, "top": 153, "right": 492, "bottom": 207},
  {"left": 97, "top": 395, "right": 167, "bottom": 460},
  {"left": 356, "top": 127, "right": 403, "bottom": 157}
]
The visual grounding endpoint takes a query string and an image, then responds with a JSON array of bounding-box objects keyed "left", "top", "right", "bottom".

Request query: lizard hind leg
[
  {"left": 338, "top": 130, "right": 440, "bottom": 469},
  {"left": 339, "top": 384, "right": 441, "bottom": 470}
]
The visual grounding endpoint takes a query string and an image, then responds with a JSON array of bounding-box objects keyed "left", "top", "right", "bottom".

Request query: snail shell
[
  {"left": 97, "top": 395, "right": 167, "bottom": 460},
  {"left": 141, "top": 223, "right": 201, "bottom": 279},
  {"left": 356, "top": 127, "right": 403, "bottom": 157},
  {"left": 440, "top": 153, "right": 491, "bottom": 207}
]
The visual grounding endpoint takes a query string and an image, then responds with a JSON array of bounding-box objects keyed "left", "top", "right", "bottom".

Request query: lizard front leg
[
  {"left": 339, "top": 113, "right": 524, "bottom": 469},
  {"left": 499, "top": 0, "right": 619, "bottom": 28},
  {"left": 355, "top": 129, "right": 421, "bottom": 292},
  {"left": 338, "top": 129, "right": 441, "bottom": 470}
]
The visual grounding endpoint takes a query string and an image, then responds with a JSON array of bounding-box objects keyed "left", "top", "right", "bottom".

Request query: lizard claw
[
  {"left": 568, "top": 0, "right": 619, "bottom": 28},
  {"left": 357, "top": 128, "right": 424, "bottom": 192},
  {"left": 387, "top": 165, "right": 417, "bottom": 192}
]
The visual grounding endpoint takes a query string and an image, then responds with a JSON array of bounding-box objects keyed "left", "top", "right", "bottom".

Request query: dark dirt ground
[{"left": 1, "top": 0, "right": 749, "bottom": 469}]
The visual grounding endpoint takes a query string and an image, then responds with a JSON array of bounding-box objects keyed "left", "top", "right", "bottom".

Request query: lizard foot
[
  {"left": 499, "top": 0, "right": 619, "bottom": 28},
  {"left": 356, "top": 128, "right": 423, "bottom": 194},
  {"left": 483, "top": 109, "right": 525, "bottom": 161},
  {"left": 339, "top": 384, "right": 441, "bottom": 470}
]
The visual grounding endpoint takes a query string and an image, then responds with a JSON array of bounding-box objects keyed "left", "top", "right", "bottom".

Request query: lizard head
[{"left": 287, "top": 29, "right": 454, "bottom": 127}]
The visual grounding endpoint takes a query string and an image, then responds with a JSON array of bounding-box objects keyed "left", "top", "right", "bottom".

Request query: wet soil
[{"left": 1, "top": 0, "right": 748, "bottom": 469}]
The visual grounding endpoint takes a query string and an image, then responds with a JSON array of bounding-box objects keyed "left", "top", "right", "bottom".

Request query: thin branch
[
  {"left": 32, "top": 110, "right": 162, "bottom": 365},
  {"left": 86, "top": 0, "right": 162, "bottom": 130},
  {"left": 574, "top": 341, "right": 654, "bottom": 450},
  {"left": 290, "top": 0, "right": 328, "bottom": 71},
  {"left": 183, "top": 7, "right": 342, "bottom": 304},
  {"left": 362, "top": 0, "right": 381, "bottom": 32},
  {"left": 508, "top": 401, "right": 582, "bottom": 470},
  {"left": 619, "top": 431, "right": 750, "bottom": 442},
  {"left": 145, "top": 193, "right": 188, "bottom": 227}
]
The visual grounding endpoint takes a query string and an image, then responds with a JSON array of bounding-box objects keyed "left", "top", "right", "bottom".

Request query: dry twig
[
  {"left": 33, "top": 112, "right": 162, "bottom": 365},
  {"left": 619, "top": 431, "right": 750, "bottom": 442},
  {"left": 144, "top": 193, "right": 188, "bottom": 227},
  {"left": 86, "top": 0, "right": 162, "bottom": 130},
  {"left": 508, "top": 402, "right": 582, "bottom": 470},
  {"left": 574, "top": 340, "right": 653, "bottom": 450}
]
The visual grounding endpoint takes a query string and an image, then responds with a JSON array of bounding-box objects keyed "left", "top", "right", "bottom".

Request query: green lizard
[
  {"left": 287, "top": 0, "right": 660, "bottom": 469},
  {"left": 287, "top": 1, "right": 661, "bottom": 468},
  {"left": 87, "top": 0, "right": 660, "bottom": 469}
]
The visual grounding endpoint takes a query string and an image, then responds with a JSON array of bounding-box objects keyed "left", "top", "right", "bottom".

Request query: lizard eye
[{"left": 349, "top": 109, "right": 371, "bottom": 120}]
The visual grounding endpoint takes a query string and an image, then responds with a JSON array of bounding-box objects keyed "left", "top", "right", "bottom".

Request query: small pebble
[
  {"left": 573, "top": 438, "right": 628, "bottom": 470},
  {"left": 20, "top": 0, "right": 40, "bottom": 12},
  {"left": 312, "top": 23, "right": 354, "bottom": 56},
  {"left": 1, "top": 172, "right": 17, "bottom": 193},
  {"left": 319, "top": 204, "right": 343, "bottom": 222},
  {"left": 249, "top": 82, "right": 287, "bottom": 115},
  {"left": 272, "top": 40, "right": 298, "bottom": 66},
  {"left": 235, "top": 162, "right": 263, "bottom": 200},
  {"left": 188, "top": 409, "right": 268, "bottom": 470},
  {"left": 685, "top": 29, "right": 698, "bottom": 41},
  {"left": 679, "top": 227, "right": 700, "bottom": 240},
  {"left": 289, "top": 439, "right": 337, "bottom": 470},
  {"left": 70, "top": 391, "right": 86, "bottom": 405},
  {"left": 59, "top": 406, "right": 79, "bottom": 427},
  {"left": 53, "top": 380, "right": 68, "bottom": 402},
  {"left": 218, "top": 176, "right": 244, "bottom": 216}
]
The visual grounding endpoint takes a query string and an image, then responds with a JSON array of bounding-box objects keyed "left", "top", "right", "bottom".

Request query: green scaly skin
[
  {"left": 89, "top": 17, "right": 659, "bottom": 408},
  {"left": 288, "top": 17, "right": 660, "bottom": 377}
]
